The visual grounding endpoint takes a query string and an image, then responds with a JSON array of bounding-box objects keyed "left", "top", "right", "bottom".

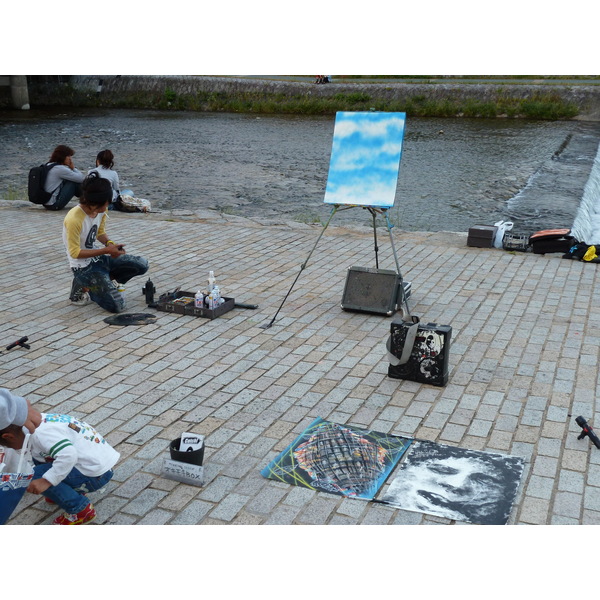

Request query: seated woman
[
  {"left": 43, "top": 145, "right": 85, "bottom": 211},
  {"left": 63, "top": 173, "right": 149, "bottom": 313},
  {"left": 88, "top": 149, "right": 120, "bottom": 210}
]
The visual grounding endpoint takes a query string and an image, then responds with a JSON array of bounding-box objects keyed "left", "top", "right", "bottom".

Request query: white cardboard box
[{"left": 161, "top": 459, "right": 204, "bottom": 486}]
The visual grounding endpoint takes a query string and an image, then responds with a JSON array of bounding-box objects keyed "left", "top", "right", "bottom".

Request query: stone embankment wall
[{"left": 12, "top": 75, "right": 600, "bottom": 120}]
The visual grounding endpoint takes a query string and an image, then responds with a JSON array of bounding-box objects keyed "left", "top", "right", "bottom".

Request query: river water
[{"left": 1, "top": 107, "right": 600, "bottom": 234}]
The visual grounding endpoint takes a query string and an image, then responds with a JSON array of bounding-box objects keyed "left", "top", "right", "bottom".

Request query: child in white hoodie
[{"left": 0, "top": 413, "right": 119, "bottom": 525}]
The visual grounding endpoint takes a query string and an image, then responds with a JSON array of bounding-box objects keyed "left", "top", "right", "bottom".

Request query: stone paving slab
[{"left": 1, "top": 201, "right": 599, "bottom": 525}]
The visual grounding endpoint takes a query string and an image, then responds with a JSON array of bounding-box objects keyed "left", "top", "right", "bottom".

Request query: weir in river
[
  {"left": 504, "top": 120, "right": 600, "bottom": 239},
  {"left": 572, "top": 141, "right": 600, "bottom": 244}
]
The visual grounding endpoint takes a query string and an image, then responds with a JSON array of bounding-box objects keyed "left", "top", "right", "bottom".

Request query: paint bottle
[
  {"left": 212, "top": 285, "right": 221, "bottom": 305},
  {"left": 195, "top": 290, "right": 204, "bottom": 308},
  {"left": 207, "top": 271, "right": 216, "bottom": 293},
  {"left": 117, "top": 282, "right": 125, "bottom": 300},
  {"left": 206, "top": 290, "right": 215, "bottom": 310}
]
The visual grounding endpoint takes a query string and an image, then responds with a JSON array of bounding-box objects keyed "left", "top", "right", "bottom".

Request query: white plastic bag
[
  {"left": 493, "top": 220, "right": 514, "bottom": 248},
  {"left": 116, "top": 194, "right": 152, "bottom": 213}
]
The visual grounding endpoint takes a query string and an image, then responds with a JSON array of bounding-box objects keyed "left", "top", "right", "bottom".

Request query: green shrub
[{"left": 164, "top": 88, "right": 177, "bottom": 103}]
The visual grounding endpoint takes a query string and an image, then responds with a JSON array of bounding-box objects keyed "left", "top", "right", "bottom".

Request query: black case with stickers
[{"left": 387, "top": 320, "right": 452, "bottom": 387}]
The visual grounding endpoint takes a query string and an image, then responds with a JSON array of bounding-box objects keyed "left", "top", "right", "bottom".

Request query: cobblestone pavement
[{"left": 2, "top": 200, "right": 599, "bottom": 526}]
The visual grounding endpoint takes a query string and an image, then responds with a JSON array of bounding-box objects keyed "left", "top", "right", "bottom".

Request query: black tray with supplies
[{"left": 156, "top": 290, "right": 234, "bottom": 320}]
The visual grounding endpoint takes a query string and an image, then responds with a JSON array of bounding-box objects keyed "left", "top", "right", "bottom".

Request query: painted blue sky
[{"left": 324, "top": 111, "right": 406, "bottom": 208}]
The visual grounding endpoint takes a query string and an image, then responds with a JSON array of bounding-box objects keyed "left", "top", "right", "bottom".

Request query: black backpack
[{"left": 27, "top": 162, "right": 58, "bottom": 205}]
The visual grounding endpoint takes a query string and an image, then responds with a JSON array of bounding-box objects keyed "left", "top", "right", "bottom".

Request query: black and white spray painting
[{"left": 382, "top": 441, "right": 525, "bottom": 525}]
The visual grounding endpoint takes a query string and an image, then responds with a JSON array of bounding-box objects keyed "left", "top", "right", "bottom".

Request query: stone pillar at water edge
[{"left": 10, "top": 76, "right": 30, "bottom": 110}]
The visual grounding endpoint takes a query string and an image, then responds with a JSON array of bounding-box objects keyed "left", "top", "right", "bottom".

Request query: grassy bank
[
  {"left": 28, "top": 80, "right": 580, "bottom": 120},
  {"left": 163, "top": 89, "right": 579, "bottom": 119}
]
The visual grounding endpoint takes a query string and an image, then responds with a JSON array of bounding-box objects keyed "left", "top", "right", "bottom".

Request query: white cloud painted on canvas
[{"left": 324, "top": 112, "right": 406, "bottom": 208}]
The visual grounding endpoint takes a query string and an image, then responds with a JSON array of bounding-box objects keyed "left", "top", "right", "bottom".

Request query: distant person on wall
[
  {"left": 43, "top": 144, "right": 85, "bottom": 211},
  {"left": 88, "top": 149, "right": 120, "bottom": 210},
  {"left": 63, "top": 172, "right": 149, "bottom": 312}
]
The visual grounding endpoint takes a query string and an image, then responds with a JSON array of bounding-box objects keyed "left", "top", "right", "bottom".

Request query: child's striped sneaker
[{"left": 53, "top": 503, "right": 96, "bottom": 525}]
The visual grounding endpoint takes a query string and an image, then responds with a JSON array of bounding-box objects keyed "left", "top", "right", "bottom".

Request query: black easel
[{"left": 260, "top": 204, "right": 409, "bottom": 329}]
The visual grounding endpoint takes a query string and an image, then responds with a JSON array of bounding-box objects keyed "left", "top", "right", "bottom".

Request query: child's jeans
[{"left": 33, "top": 462, "right": 114, "bottom": 514}]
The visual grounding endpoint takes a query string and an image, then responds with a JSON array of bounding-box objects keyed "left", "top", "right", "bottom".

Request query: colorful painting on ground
[
  {"left": 261, "top": 418, "right": 412, "bottom": 499},
  {"left": 323, "top": 111, "right": 406, "bottom": 208},
  {"left": 382, "top": 441, "right": 525, "bottom": 525}
]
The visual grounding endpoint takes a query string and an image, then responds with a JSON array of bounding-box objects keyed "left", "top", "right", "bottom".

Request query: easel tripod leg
[
  {"left": 384, "top": 210, "right": 411, "bottom": 316},
  {"left": 259, "top": 206, "right": 338, "bottom": 329}
]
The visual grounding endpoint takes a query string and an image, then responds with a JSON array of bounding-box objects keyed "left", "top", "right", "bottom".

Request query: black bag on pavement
[{"left": 529, "top": 228, "right": 576, "bottom": 254}]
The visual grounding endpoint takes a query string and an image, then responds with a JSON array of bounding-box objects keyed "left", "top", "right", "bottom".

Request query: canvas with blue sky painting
[{"left": 323, "top": 111, "right": 406, "bottom": 208}]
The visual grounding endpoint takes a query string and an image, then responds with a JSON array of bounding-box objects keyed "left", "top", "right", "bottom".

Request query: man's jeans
[
  {"left": 33, "top": 462, "right": 114, "bottom": 514},
  {"left": 72, "top": 254, "right": 149, "bottom": 313},
  {"left": 44, "top": 181, "right": 82, "bottom": 211}
]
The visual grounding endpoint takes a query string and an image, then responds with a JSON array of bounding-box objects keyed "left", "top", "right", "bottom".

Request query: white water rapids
[{"left": 572, "top": 142, "right": 600, "bottom": 244}]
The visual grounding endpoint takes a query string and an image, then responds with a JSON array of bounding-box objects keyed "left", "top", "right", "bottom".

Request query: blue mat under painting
[{"left": 261, "top": 417, "right": 412, "bottom": 500}]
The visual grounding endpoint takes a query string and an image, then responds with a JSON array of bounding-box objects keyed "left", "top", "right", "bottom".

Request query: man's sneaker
[
  {"left": 70, "top": 281, "right": 92, "bottom": 305},
  {"left": 71, "top": 291, "right": 92, "bottom": 306},
  {"left": 69, "top": 279, "right": 84, "bottom": 301},
  {"left": 53, "top": 503, "right": 96, "bottom": 525},
  {"left": 113, "top": 280, "right": 126, "bottom": 295}
]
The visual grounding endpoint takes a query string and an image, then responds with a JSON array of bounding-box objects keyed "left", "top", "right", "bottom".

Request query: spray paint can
[{"left": 195, "top": 290, "right": 204, "bottom": 308}]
